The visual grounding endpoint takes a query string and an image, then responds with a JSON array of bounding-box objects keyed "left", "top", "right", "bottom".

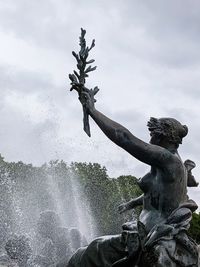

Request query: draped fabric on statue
[
  {"left": 67, "top": 235, "right": 127, "bottom": 267},
  {"left": 67, "top": 200, "right": 198, "bottom": 267}
]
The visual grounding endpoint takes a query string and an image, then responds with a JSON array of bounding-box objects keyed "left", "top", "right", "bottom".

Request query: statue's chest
[
  {"left": 138, "top": 170, "right": 156, "bottom": 193},
  {"left": 140, "top": 169, "right": 162, "bottom": 209}
]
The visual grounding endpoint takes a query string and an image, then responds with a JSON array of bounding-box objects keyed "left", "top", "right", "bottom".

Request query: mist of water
[
  {"left": 0, "top": 162, "right": 97, "bottom": 252},
  {"left": 69, "top": 171, "right": 96, "bottom": 241}
]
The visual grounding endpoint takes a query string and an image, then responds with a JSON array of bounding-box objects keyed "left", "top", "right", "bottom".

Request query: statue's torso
[{"left": 138, "top": 160, "right": 188, "bottom": 232}]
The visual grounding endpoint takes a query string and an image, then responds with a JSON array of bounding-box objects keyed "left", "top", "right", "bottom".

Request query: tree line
[{"left": 0, "top": 154, "right": 199, "bottom": 248}]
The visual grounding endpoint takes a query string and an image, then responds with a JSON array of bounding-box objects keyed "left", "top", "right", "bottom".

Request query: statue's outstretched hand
[{"left": 118, "top": 203, "right": 129, "bottom": 214}]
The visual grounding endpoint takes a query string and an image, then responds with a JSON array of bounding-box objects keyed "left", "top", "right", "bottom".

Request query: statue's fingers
[
  {"left": 118, "top": 205, "right": 125, "bottom": 213},
  {"left": 81, "top": 91, "right": 90, "bottom": 97},
  {"left": 117, "top": 206, "right": 122, "bottom": 213}
]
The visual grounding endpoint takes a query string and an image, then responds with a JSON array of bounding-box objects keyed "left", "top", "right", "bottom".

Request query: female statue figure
[{"left": 67, "top": 90, "right": 199, "bottom": 267}]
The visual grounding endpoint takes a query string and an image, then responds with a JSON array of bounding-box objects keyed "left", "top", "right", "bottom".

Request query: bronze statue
[{"left": 68, "top": 29, "right": 199, "bottom": 267}]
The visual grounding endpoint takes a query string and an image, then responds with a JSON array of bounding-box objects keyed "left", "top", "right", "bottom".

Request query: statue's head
[
  {"left": 37, "top": 210, "right": 60, "bottom": 239},
  {"left": 147, "top": 117, "right": 188, "bottom": 148}
]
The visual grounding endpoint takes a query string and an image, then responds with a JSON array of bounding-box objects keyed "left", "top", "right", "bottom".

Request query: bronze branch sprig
[{"left": 69, "top": 28, "right": 99, "bottom": 137}]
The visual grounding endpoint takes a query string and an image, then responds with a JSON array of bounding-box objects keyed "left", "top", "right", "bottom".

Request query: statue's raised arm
[
  {"left": 79, "top": 91, "right": 188, "bottom": 169},
  {"left": 68, "top": 29, "right": 199, "bottom": 267},
  {"left": 69, "top": 29, "right": 188, "bottom": 169}
]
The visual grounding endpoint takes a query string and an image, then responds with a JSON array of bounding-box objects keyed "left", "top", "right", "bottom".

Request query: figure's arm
[
  {"left": 187, "top": 173, "right": 199, "bottom": 187},
  {"left": 118, "top": 194, "right": 144, "bottom": 214},
  {"left": 184, "top": 160, "right": 199, "bottom": 187},
  {"left": 81, "top": 92, "right": 172, "bottom": 167}
]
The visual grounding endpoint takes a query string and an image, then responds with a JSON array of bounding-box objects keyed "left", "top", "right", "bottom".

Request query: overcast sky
[{"left": 0, "top": 0, "right": 199, "bottom": 207}]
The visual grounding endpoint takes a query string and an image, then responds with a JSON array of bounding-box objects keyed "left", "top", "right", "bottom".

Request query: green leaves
[
  {"left": 0, "top": 155, "right": 142, "bottom": 240},
  {"left": 189, "top": 212, "right": 200, "bottom": 243},
  {"left": 71, "top": 162, "right": 142, "bottom": 235}
]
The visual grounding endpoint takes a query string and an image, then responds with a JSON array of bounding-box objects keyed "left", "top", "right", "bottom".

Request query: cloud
[{"left": 0, "top": 1, "right": 200, "bottom": 207}]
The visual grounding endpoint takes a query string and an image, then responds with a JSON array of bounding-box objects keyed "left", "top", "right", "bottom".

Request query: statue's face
[
  {"left": 37, "top": 211, "right": 60, "bottom": 239},
  {"left": 149, "top": 132, "right": 161, "bottom": 145},
  {"left": 37, "top": 221, "right": 53, "bottom": 238}
]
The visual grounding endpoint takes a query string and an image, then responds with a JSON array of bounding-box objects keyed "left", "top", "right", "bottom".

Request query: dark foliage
[
  {"left": 189, "top": 212, "right": 200, "bottom": 243},
  {"left": 0, "top": 155, "right": 141, "bottom": 242}
]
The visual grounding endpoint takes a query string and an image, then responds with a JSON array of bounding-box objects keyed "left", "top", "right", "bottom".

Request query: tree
[
  {"left": 0, "top": 155, "right": 142, "bottom": 243},
  {"left": 189, "top": 212, "right": 200, "bottom": 243},
  {"left": 70, "top": 162, "right": 142, "bottom": 235}
]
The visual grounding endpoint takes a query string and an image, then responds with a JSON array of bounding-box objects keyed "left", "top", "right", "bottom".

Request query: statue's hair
[
  {"left": 147, "top": 117, "right": 188, "bottom": 145},
  {"left": 38, "top": 210, "right": 60, "bottom": 225},
  {"left": 37, "top": 210, "right": 60, "bottom": 231}
]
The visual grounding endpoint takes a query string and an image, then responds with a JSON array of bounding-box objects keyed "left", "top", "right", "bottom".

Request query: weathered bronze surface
[{"left": 68, "top": 29, "right": 199, "bottom": 267}]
